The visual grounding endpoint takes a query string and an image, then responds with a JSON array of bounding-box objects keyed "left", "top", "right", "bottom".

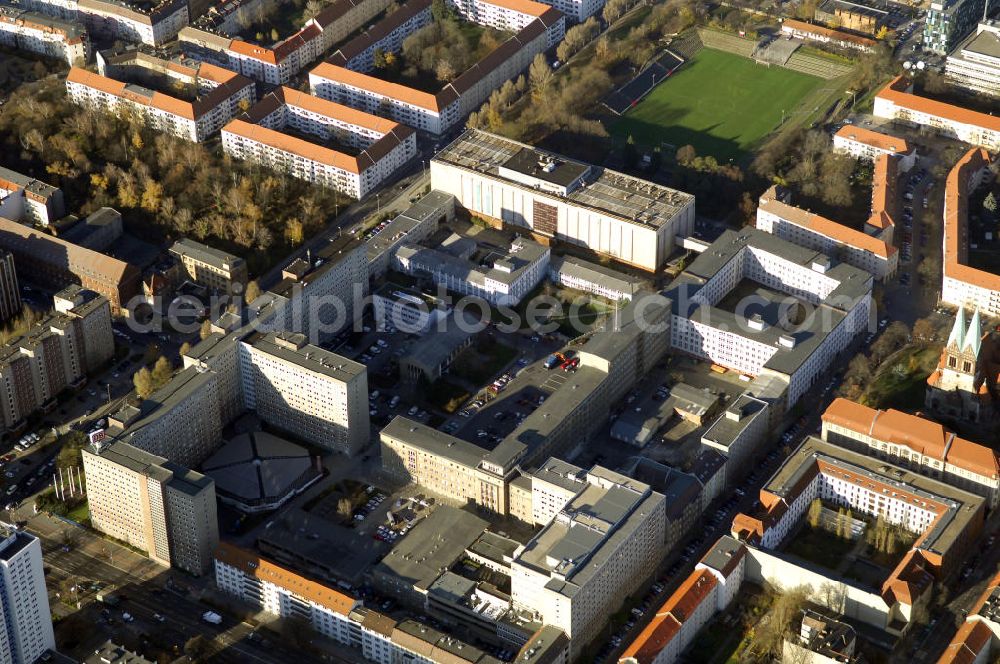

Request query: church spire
[
  {"left": 947, "top": 306, "right": 966, "bottom": 351},
  {"left": 966, "top": 307, "right": 983, "bottom": 359}
]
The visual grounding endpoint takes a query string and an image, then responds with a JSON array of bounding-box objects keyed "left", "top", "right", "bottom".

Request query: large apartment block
[
  {"left": 0, "top": 291, "right": 113, "bottom": 434},
  {"left": 0, "top": 216, "right": 140, "bottom": 315},
  {"left": 0, "top": 166, "right": 65, "bottom": 226},
  {"left": 308, "top": 2, "right": 563, "bottom": 135},
  {"left": 511, "top": 466, "right": 666, "bottom": 659},
  {"left": 221, "top": 87, "right": 416, "bottom": 199},
  {"left": 0, "top": 3, "right": 90, "bottom": 64},
  {"left": 169, "top": 237, "right": 248, "bottom": 293},
  {"left": 24, "top": 0, "right": 188, "bottom": 45},
  {"left": 428, "top": 130, "right": 695, "bottom": 271},
  {"left": 83, "top": 441, "right": 218, "bottom": 575},
  {"left": 0, "top": 526, "right": 55, "bottom": 664},
  {"left": 821, "top": 398, "right": 1000, "bottom": 507},
  {"left": 940, "top": 148, "right": 1000, "bottom": 315},
  {"left": 756, "top": 185, "right": 898, "bottom": 280},
  {"left": 239, "top": 332, "right": 369, "bottom": 456},
  {"left": 875, "top": 76, "right": 1000, "bottom": 150},
  {"left": 66, "top": 52, "right": 255, "bottom": 143},
  {"left": 178, "top": 0, "right": 392, "bottom": 85}
]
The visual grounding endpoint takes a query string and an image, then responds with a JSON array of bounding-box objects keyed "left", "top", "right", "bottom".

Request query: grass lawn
[
  {"left": 65, "top": 501, "right": 89, "bottom": 524},
  {"left": 862, "top": 346, "right": 940, "bottom": 411},
  {"left": 612, "top": 48, "right": 824, "bottom": 161}
]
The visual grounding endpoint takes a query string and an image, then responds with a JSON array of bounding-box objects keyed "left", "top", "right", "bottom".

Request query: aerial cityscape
[{"left": 1, "top": 0, "right": 1000, "bottom": 661}]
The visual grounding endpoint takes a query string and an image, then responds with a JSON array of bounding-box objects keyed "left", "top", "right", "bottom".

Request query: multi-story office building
[
  {"left": 940, "top": 148, "right": 1000, "bottom": 315},
  {"left": 0, "top": 166, "right": 64, "bottom": 226},
  {"left": 0, "top": 292, "right": 113, "bottom": 434},
  {"left": 946, "top": 21, "right": 1000, "bottom": 95},
  {"left": 547, "top": 255, "right": 642, "bottom": 302},
  {"left": 240, "top": 332, "right": 369, "bottom": 456},
  {"left": 821, "top": 397, "right": 1000, "bottom": 507},
  {"left": 428, "top": 130, "right": 695, "bottom": 271},
  {"left": 253, "top": 234, "right": 369, "bottom": 344},
  {"left": 875, "top": 76, "right": 1000, "bottom": 150},
  {"left": 178, "top": 0, "right": 392, "bottom": 85},
  {"left": 0, "top": 251, "right": 19, "bottom": 325},
  {"left": 0, "top": 3, "right": 90, "bottom": 64},
  {"left": 221, "top": 87, "right": 416, "bottom": 199},
  {"left": 66, "top": 52, "right": 255, "bottom": 143},
  {"left": 394, "top": 235, "right": 550, "bottom": 307},
  {"left": 510, "top": 466, "right": 666, "bottom": 659},
  {"left": 0, "top": 526, "right": 55, "bottom": 664},
  {"left": 83, "top": 441, "right": 218, "bottom": 575},
  {"left": 756, "top": 185, "right": 898, "bottom": 280},
  {"left": 215, "top": 542, "right": 570, "bottom": 664},
  {"left": 169, "top": 237, "right": 248, "bottom": 293},
  {"left": 308, "top": 3, "right": 563, "bottom": 136},
  {"left": 923, "top": 0, "right": 999, "bottom": 54},
  {"left": 665, "top": 228, "right": 873, "bottom": 408},
  {"left": 372, "top": 283, "right": 451, "bottom": 334},
  {"left": 382, "top": 291, "right": 670, "bottom": 516},
  {"left": 366, "top": 191, "right": 455, "bottom": 278},
  {"left": 0, "top": 217, "right": 140, "bottom": 315}
]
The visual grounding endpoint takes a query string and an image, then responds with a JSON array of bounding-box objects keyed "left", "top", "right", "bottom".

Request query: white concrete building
[
  {"left": 66, "top": 54, "right": 255, "bottom": 143},
  {"left": 23, "top": 0, "right": 188, "bottom": 46},
  {"left": 372, "top": 284, "right": 451, "bottom": 334},
  {"left": 239, "top": 331, "right": 369, "bottom": 456},
  {"left": 221, "top": 87, "right": 416, "bottom": 199},
  {"left": 328, "top": 0, "right": 432, "bottom": 72},
  {"left": 665, "top": 228, "right": 873, "bottom": 408},
  {"left": 511, "top": 466, "right": 666, "bottom": 659},
  {"left": 946, "top": 21, "right": 1000, "bottom": 96},
  {"left": 450, "top": 0, "right": 567, "bottom": 36},
  {"left": 430, "top": 130, "right": 695, "bottom": 271},
  {"left": 547, "top": 255, "right": 642, "bottom": 301},
  {"left": 0, "top": 166, "right": 64, "bottom": 226},
  {"left": 0, "top": 3, "right": 89, "bottom": 64},
  {"left": 875, "top": 75, "right": 1000, "bottom": 151},
  {"left": 394, "top": 235, "right": 550, "bottom": 306},
  {"left": 0, "top": 526, "right": 54, "bottom": 664}
]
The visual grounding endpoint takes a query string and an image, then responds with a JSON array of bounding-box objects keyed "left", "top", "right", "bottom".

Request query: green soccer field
[{"left": 612, "top": 48, "right": 824, "bottom": 162}]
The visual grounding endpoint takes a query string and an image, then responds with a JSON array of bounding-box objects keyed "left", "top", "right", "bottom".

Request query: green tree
[
  {"left": 151, "top": 356, "right": 173, "bottom": 390},
  {"left": 984, "top": 191, "right": 997, "bottom": 213},
  {"left": 199, "top": 319, "right": 213, "bottom": 340},
  {"left": 244, "top": 279, "right": 261, "bottom": 304}
]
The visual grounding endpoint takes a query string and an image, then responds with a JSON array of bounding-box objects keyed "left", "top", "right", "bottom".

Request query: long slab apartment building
[
  {"left": 0, "top": 2, "right": 90, "bottom": 64},
  {"left": 427, "top": 129, "right": 695, "bottom": 272},
  {"left": 22, "top": 0, "right": 188, "bottom": 45},
  {"left": 221, "top": 87, "right": 416, "bottom": 199},
  {"left": 940, "top": 147, "right": 1000, "bottom": 316},
  {"left": 308, "top": 0, "right": 564, "bottom": 135},
  {"left": 179, "top": 0, "right": 395, "bottom": 85},
  {"left": 66, "top": 50, "right": 255, "bottom": 143}
]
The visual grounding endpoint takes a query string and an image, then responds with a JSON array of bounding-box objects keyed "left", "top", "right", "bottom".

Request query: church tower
[{"left": 926, "top": 306, "right": 988, "bottom": 422}]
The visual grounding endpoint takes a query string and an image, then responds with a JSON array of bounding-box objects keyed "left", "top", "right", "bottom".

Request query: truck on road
[{"left": 201, "top": 611, "right": 222, "bottom": 625}]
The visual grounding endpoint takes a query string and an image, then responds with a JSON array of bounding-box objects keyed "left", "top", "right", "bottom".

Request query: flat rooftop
[
  {"left": 373, "top": 506, "right": 488, "bottom": 594},
  {"left": 768, "top": 436, "right": 985, "bottom": 558},
  {"left": 514, "top": 467, "right": 661, "bottom": 598},
  {"left": 365, "top": 191, "right": 454, "bottom": 265},
  {"left": 245, "top": 331, "right": 365, "bottom": 383},
  {"left": 434, "top": 129, "right": 693, "bottom": 229},
  {"left": 701, "top": 393, "right": 769, "bottom": 450}
]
